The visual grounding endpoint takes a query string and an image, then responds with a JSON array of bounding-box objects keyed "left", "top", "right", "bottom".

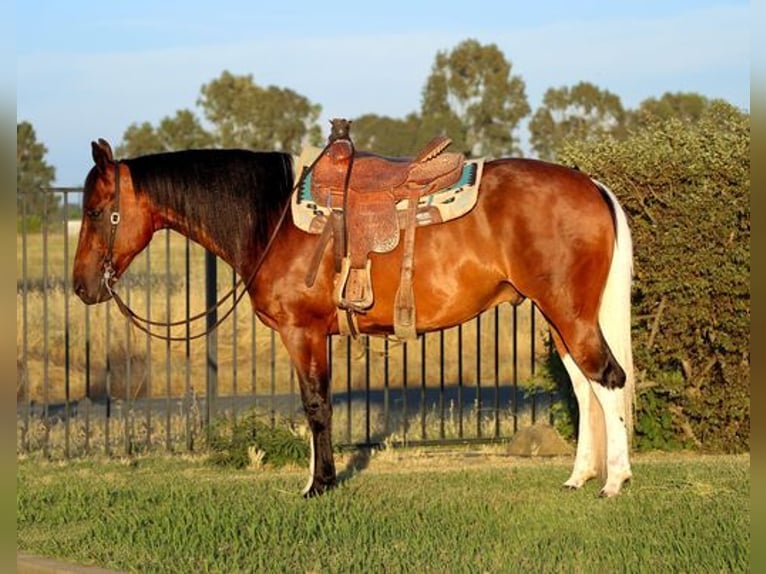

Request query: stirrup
[{"left": 333, "top": 258, "right": 373, "bottom": 312}]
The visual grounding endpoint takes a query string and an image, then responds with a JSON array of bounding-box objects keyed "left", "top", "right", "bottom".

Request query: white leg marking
[
  {"left": 561, "top": 354, "right": 602, "bottom": 489},
  {"left": 590, "top": 384, "right": 632, "bottom": 497},
  {"left": 301, "top": 433, "right": 316, "bottom": 496}
]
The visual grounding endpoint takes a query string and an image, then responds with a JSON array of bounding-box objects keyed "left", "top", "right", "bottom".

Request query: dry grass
[{"left": 18, "top": 230, "right": 550, "bottom": 405}]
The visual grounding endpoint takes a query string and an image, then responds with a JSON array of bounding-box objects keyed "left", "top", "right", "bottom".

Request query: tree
[
  {"left": 529, "top": 81, "right": 625, "bottom": 161},
  {"left": 626, "top": 91, "right": 716, "bottom": 131},
  {"left": 116, "top": 121, "right": 164, "bottom": 158},
  {"left": 17, "top": 121, "right": 57, "bottom": 223},
  {"left": 348, "top": 113, "right": 422, "bottom": 156},
  {"left": 117, "top": 110, "right": 215, "bottom": 158},
  {"left": 420, "top": 39, "right": 530, "bottom": 158},
  {"left": 198, "top": 71, "right": 322, "bottom": 152}
]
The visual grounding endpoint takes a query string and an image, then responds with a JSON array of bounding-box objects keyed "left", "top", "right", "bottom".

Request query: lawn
[{"left": 17, "top": 449, "right": 749, "bottom": 573}]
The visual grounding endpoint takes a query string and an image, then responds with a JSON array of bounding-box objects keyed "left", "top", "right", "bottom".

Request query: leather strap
[{"left": 393, "top": 189, "right": 419, "bottom": 340}]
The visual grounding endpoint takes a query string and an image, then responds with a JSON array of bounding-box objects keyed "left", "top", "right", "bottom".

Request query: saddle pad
[{"left": 291, "top": 146, "right": 485, "bottom": 234}]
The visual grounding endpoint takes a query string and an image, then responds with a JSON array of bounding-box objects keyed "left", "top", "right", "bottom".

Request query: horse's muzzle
[{"left": 73, "top": 278, "right": 113, "bottom": 304}]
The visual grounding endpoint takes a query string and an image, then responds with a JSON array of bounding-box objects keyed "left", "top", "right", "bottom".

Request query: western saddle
[{"left": 306, "top": 118, "right": 465, "bottom": 339}]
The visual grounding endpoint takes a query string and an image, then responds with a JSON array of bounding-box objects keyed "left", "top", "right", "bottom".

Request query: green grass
[{"left": 17, "top": 451, "right": 749, "bottom": 573}]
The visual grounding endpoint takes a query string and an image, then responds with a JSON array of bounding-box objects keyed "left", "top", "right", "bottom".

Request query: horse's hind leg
[
  {"left": 549, "top": 322, "right": 631, "bottom": 496},
  {"left": 277, "top": 323, "right": 337, "bottom": 497},
  {"left": 552, "top": 333, "right": 604, "bottom": 490}
]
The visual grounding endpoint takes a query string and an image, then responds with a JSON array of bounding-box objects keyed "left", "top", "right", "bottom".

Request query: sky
[{"left": 17, "top": 0, "right": 750, "bottom": 187}]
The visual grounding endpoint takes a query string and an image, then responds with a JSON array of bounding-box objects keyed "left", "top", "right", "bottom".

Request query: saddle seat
[{"left": 311, "top": 135, "right": 464, "bottom": 206}]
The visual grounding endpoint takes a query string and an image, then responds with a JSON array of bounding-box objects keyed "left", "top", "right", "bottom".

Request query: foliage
[
  {"left": 207, "top": 410, "right": 309, "bottom": 469},
  {"left": 625, "top": 91, "right": 718, "bottom": 132},
  {"left": 17, "top": 454, "right": 749, "bottom": 573},
  {"left": 529, "top": 81, "right": 626, "bottom": 161},
  {"left": 116, "top": 110, "right": 214, "bottom": 157},
  {"left": 17, "top": 121, "right": 58, "bottom": 221},
  {"left": 420, "top": 38, "right": 530, "bottom": 157},
  {"left": 559, "top": 100, "right": 750, "bottom": 452},
  {"left": 348, "top": 113, "right": 422, "bottom": 156},
  {"left": 198, "top": 71, "right": 323, "bottom": 152},
  {"left": 117, "top": 71, "right": 323, "bottom": 157}
]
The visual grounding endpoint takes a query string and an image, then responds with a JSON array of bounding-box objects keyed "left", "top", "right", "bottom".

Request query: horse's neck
[{"left": 157, "top": 209, "right": 245, "bottom": 274}]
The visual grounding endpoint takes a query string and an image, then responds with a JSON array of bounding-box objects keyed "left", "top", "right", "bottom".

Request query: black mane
[{"left": 123, "top": 149, "right": 294, "bottom": 264}]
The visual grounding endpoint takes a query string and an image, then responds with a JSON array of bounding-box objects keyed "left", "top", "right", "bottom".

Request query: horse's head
[{"left": 72, "top": 139, "right": 155, "bottom": 304}]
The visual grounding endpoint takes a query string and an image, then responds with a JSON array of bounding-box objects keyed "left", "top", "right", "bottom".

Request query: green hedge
[{"left": 559, "top": 101, "right": 749, "bottom": 452}]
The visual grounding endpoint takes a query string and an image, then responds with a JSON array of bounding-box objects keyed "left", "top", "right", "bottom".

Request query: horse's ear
[{"left": 91, "top": 139, "right": 114, "bottom": 173}]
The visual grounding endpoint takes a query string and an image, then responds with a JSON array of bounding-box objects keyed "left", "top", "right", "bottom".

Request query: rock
[{"left": 506, "top": 424, "right": 574, "bottom": 456}]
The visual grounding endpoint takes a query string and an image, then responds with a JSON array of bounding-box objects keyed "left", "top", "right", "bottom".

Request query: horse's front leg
[{"left": 277, "top": 323, "right": 336, "bottom": 497}]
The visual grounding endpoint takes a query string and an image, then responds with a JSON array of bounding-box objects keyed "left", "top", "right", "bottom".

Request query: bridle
[
  {"left": 101, "top": 162, "right": 122, "bottom": 292},
  {"left": 100, "top": 160, "right": 291, "bottom": 342}
]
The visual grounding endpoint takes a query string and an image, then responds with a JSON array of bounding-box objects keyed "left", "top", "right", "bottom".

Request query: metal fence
[{"left": 17, "top": 188, "right": 560, "bottom": 458}]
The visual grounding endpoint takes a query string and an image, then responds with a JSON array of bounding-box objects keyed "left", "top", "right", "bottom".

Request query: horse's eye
[{"left": 87, "top": 209, "right": 102, "bottom": 220}]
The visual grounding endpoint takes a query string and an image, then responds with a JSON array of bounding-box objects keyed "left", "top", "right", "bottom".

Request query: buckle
[{"left": 110, "top": 212, "right": 121, "bottom": 225}]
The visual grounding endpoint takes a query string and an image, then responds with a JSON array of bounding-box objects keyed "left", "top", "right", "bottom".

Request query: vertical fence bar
[
  {"left": 185, "top": 238, "right": 192, "bottom": 451},
  {"left": 383, "top": 338, "right": 390, "bottom": 436},
  {"left": 41, "top": 191, "right": 50, "bottom": 456},
  {"left": 269, "top": 330, "right": 276, "bottom": 428},
  {"left": 529, "top": 301, "right": 550, "bottom": 424},
  {"left": 289, "top": 365, "right": 296, "bottom": 426},
  {"left": 84, "top": 304, "right": 91, "bottom": 454},
  {"left": 476, "top": 314, "right": 482, "bottom": 438},
  {"left": 345, "top": 337, "right": 352, "bottom": 443},
  {"left": 255, "top": 313, "right": 258, "bottom": 414},
  {"left": 365, "top": 336, "right": 371, "bottom": 444},
  {"left": 205, "top": 250, "right": 218, "bottom": 438},
  {"left": 493, "top": 307, "right": 500, "bottom": 439},
  {"left": 401, "top": 341, "right": 408, "bottom": 442},
  {"left": 62, "top": 193, "right": 71, "bottom": 458},
  {"left": 439, "top": 330, "right": 445, "bottom": 440},
  {"left": 124, "top": 269, "right": 133, "bottom": 455},
  {"left": 104, "top": 298, "right": 111, "bottom": 455},
  {"left": 530, "top": 303, "right": 537, "bottom": 424},
  {"left": 20, "top": 193, "right": 29, "bottom": 453},
  {"left": 165, "top": 230, "right": 172, "bottom": 450},
  {"left": 512, "top": 305, "right": 519, "bottom": 434},
  {"left": 457, "top": 324, "right": 463, "bottom": 439},
  {"left": 144, "top": 247, "right": 152, "bottom": 449},
  {"left": 420, "top": 335, "right": 427, "bottom": 440},
  {"left": 231, "top": 266, "right": 238, "bottom": 422}
]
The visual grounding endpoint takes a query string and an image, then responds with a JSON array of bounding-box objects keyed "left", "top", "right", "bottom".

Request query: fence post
[{"left": 205, "top": 250, "right": 218, "bottom": 439}]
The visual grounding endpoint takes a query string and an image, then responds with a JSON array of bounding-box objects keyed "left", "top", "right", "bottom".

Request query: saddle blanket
[{"left": 290, "top": 146, "right": 485, "bottom": 234}]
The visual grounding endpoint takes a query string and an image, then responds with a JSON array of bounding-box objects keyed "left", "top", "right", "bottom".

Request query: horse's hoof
[
  {"left": 598, "top": 487, "right": 619, "bottom": 498},
  {"left": 302, "top": 480, "right": 336, "bottom": 499}
]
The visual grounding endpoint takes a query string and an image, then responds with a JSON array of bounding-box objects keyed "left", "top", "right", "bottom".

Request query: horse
[{"left": 72, "top": 138, "right": 635, "bottom": 498}]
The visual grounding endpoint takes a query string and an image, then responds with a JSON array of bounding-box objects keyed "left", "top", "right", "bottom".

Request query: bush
[
  {"left": 207, "top": 410, "right": 309, "bottom": 469},
  {"left": 559, "top": 101, "right": 750, "bottom": 452}
]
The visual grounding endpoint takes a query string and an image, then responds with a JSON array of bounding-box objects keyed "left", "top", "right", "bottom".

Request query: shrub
[
  {"left": 559, "top": 101, "right": 750, "bottom": 452},
  {"left": 207, "top": 410, "right": 309, "bottom": 469}
]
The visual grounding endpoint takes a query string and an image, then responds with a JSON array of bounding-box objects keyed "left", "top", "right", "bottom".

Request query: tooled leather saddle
[{"left": 306, "top": 118, "right": 465, "bottom": 339}]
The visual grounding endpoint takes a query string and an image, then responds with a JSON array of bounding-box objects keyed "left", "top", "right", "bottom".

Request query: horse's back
[{"left": 344, "top": 157, "right": 618, "bottom": 333}]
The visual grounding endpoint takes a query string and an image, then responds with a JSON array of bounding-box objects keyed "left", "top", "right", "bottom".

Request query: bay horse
[{"left": 72, "top": 138, "right": 635, "bottom": 497}]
